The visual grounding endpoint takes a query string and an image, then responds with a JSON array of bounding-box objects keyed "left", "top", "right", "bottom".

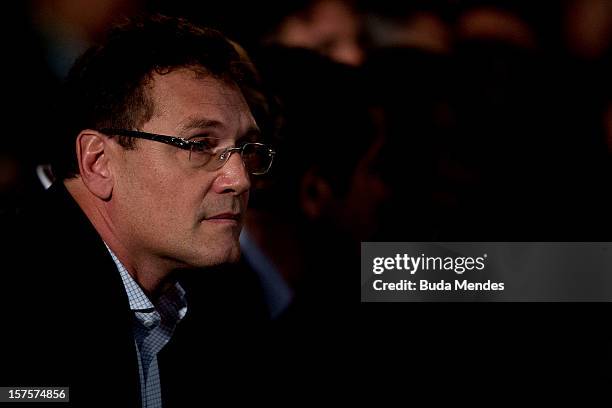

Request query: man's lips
[{"left": 203, "top": 213, "right": 241, "bottom": 224}]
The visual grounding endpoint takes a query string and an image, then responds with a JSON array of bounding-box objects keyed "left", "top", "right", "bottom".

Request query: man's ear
[
  {"left": 76, "top": 130, "right": 114, "bottom": 200},
  {"left": 300, "top": 168, "right": 335, "bottom": 220}
]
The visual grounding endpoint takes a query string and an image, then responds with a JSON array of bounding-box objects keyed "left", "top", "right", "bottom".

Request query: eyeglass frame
[{"left": 97, "top": 128, "right": 275, "bottom": 175}]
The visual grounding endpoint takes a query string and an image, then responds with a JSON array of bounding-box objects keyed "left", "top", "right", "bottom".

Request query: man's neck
[{"left": 64, "top": 178, "right": 176, "bottom": 300}]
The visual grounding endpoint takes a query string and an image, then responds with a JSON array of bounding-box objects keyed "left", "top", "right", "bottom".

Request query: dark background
[{"left": 0, "top": 0, "right": 610, "bottom": 401}]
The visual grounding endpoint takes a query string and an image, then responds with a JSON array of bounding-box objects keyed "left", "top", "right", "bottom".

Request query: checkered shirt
[{"left": 106, "top": 246, "right": 188, "bottom": 408}]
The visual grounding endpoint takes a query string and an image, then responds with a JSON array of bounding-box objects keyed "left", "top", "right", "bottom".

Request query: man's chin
[{"left": 193, "top": 244, "right": 241, "bottom": 268}]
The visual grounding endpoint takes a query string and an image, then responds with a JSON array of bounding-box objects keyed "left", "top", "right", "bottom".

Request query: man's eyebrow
[
  {"left": 178, "top": 116, "right": 262, "bottom": 141},
  {"left": 177, "top": 117, "right": 224, "bottom": 132}
]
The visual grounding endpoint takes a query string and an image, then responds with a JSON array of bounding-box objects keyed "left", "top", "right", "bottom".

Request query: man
[{"left": 0, "top": 14, "right": 274, "bottom": 407}]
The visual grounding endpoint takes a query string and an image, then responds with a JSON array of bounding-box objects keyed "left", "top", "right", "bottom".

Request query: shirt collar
[{"left": 105, "top": 244, "right": 188, "bottom": 321}]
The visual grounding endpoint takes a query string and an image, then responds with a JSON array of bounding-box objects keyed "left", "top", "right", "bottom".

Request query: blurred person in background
[
  {"left": 240, "top": 47, "right": 389, "bottom": 321},
  {"left": 454, "top": 1, "right": 538, "bottom": 49},
  {"left": 151, "top": 0, "right": 366, "bottom": 65},
  {"left": 362, "top": 0, "right": 453, "bottom": 53},
  {"left": 228, "top": 48, "right": 392, "bottom": 393},
  {"left": 260, "top": 0, "right": 365, "bottom": 66}
]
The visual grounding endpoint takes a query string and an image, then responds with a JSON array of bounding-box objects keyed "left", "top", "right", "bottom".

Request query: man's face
[{"left": 109, "top": 69, "right": 256, "bottom": 269}]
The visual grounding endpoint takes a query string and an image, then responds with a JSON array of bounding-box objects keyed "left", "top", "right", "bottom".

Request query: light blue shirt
[{"left": 106, "top": 246, "right": 188, "bottom": 408}]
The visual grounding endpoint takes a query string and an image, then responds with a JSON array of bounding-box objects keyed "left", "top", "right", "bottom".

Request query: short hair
[{"left": 52, "top": 14, "right": 259, "bottom": 180}]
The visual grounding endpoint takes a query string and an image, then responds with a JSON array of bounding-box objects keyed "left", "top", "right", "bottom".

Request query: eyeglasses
[{"left": 98, "top": 128, "right": 275, "bottom": 175}]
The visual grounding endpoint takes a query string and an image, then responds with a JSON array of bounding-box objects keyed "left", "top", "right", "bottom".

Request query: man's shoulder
[
  {"left": 0, "top": 181, "right": 132, "bottom": 344},
  {"left": 2, "top": 182, "right": 94, "bottom": 251},
  {"left": 0, "top": 182, "right": 118, "bottom": 298}
]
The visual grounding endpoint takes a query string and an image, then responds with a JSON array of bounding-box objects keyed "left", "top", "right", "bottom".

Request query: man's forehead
[
  {"left": 150, "top": 70, "right": 244, "bottom": 108},
  {"left": 148, "top": 69, "right": 256, "bottom": 131}
]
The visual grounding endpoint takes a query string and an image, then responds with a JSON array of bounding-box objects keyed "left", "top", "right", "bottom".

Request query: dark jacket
[{"left": 0, "top": 182, "right": 268, "bottom": 407}]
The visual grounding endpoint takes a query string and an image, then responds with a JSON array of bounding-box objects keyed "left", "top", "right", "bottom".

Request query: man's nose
[{"left": 212, "top": 151, "right": 251, "bottom": 195}]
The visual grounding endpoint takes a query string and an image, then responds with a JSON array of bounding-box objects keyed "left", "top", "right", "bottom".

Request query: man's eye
[{"left": 190, "top": 138, "right": 218, "bottom": 153}]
